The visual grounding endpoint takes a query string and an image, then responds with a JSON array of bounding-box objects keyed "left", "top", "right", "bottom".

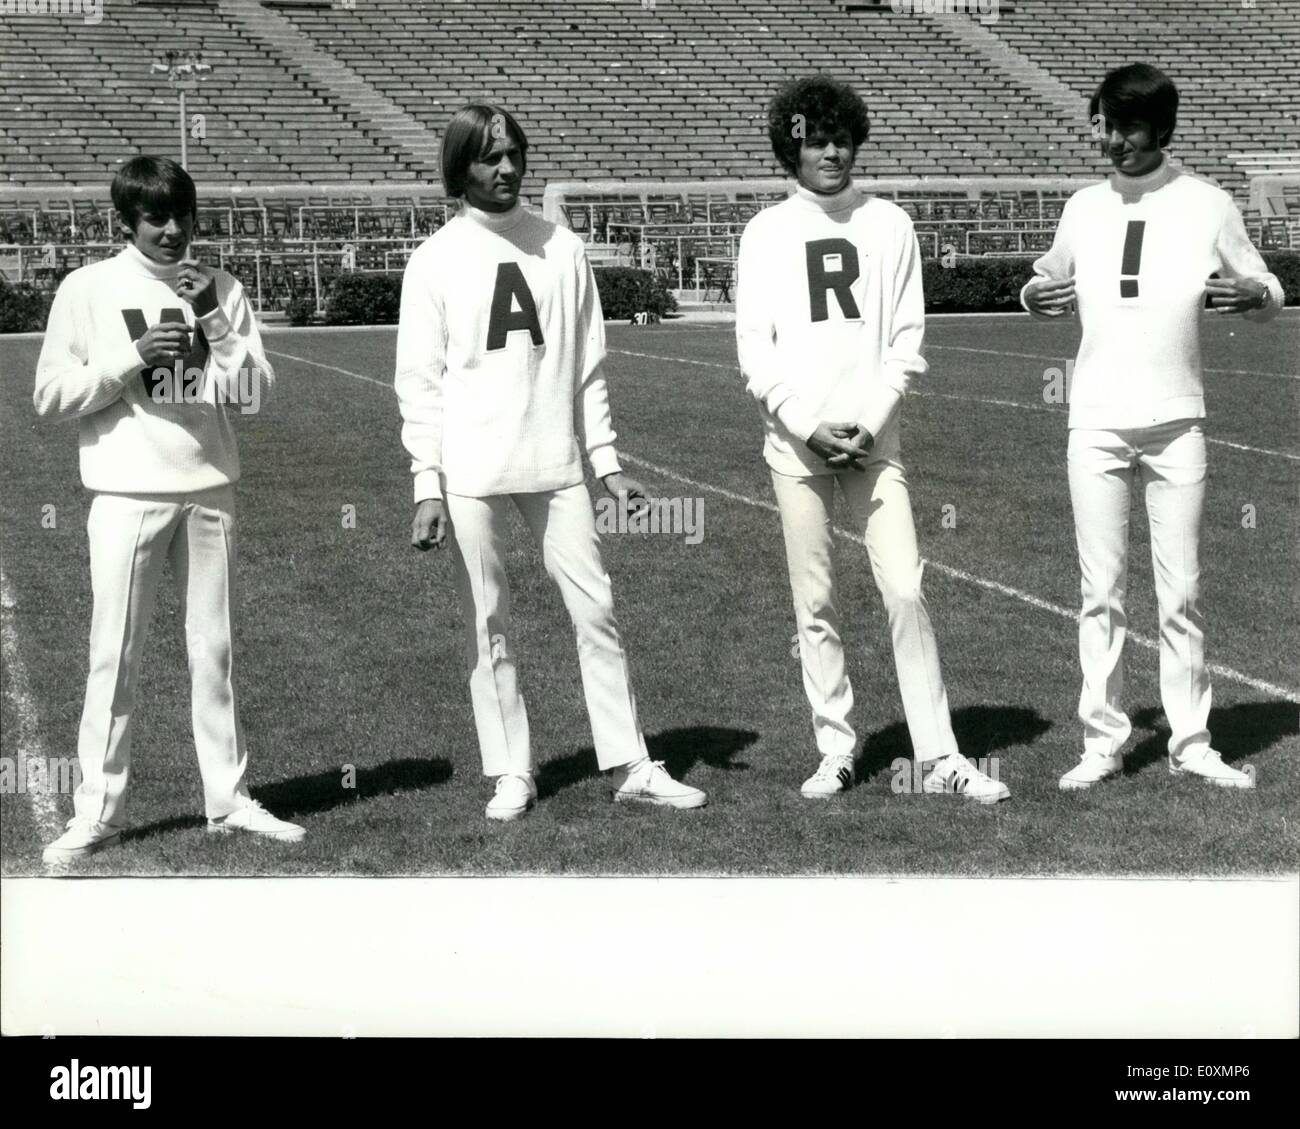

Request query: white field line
[
  {"left": 0, "top": 569, "right": 65, "bottom": 857},
  {"left": 675, "top": 328, "right": 1300, "bottom": 382},
  {"left": 606, "top": 348, "right": 1300, "bottom": 461},
  {"left": 276, "top": 351, "right": 1300, "bottom": 705},
  {"left": 618, "top": 454, "right": 1300, "bottom": 706},
  {"left": 928, "top": 344, "right": 1300, "bottom": 383}
]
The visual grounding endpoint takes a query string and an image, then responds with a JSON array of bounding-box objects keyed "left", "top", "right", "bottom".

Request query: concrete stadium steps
[
  {"left": 216, "top": 0, "right": 438, "bottom": 178},
  {"left": 0, "top": 0, "right": 425, "bottom": 185},
  {"left": 271, "top": 0, "right": 1104, "bottom": 185},
  {"left": 983, "top": 0, "right": 1300, "bottom": 198},
  {"left": 0, "top": 0, "right": 1295, "bottom": 198}
]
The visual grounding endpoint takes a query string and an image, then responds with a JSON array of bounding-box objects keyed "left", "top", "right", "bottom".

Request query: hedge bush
[
  {"left": 592, "top": 266, "right": 678, "bottom": 320},
  {"left": 922, "top": 250, "right": 1300, "bottom": 313},
  {"left": 0, "top": 278, "right": 54, "bottom": 333},
  {"left": 286, "top": 295, "right": 318, "bottom": 327},
  {"left": 322, "top": 272, "right": 402, "bottom": 326},
  {"left": 319, "top": 266, "right": 677, "bottom": 326},
  {"left": 1265, "top": 250, "right": 1300, "bottom": 306},
  {"left": 922, "top": 256, "right": 1037, "bottom": 313}
]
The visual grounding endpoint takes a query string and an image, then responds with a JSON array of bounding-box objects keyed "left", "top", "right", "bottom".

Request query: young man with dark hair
[
  {"left": 736, "top": 76, "right": 1008, "bottom": 803},
  {"left": 1023, "top": 63, "right": 1282, "bottom": 791},
  {"left": 396, "top": 104, "right": 707, "bottom": 821},
  {"left": 34, "top": 156, "right": 302, "bottom": 863}
]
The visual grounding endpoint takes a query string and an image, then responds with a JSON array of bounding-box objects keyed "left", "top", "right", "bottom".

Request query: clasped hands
[{"left": 807, "top": 421, "right": 873, "bottom": 472}]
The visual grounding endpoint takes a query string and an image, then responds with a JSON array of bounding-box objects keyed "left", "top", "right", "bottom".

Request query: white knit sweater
[
  {"left": 395, "top": 201, "right": 622, "bottom": 501},
  {"left": 1021, "top": 159, "right": 1283, "bottom": 429},
  {"left": 33, "top": 243, "right": 273, "bottom": 492}
]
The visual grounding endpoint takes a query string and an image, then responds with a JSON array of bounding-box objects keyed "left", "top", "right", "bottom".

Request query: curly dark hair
[{"left": 766, "top": 75, "right": 871, "bottom": 175}]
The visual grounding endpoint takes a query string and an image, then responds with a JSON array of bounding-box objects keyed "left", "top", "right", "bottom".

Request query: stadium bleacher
[{"left": 2, "top": 0, "right": 1297, "bottom": 310}]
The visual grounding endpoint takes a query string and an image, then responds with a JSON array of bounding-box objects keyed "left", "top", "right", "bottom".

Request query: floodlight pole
[{"left": 149, "top": 51, "right": 211, "bottom": 170}]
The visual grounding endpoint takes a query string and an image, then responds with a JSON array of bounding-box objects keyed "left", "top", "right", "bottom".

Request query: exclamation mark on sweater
[{"left": 1119, "top": 220, "right": 1145, "bottom": 299}]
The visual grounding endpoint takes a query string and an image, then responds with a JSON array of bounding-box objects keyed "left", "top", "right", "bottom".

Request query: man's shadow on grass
[
  {"left": 535, "top": 725, "right": 756, "bottom": 800},
  {"left": 1123, "top": 702, "right": 1298, "bottom": 776},
  {"left": 121, "top": 757, "right": 453, "bottom": 843},
  {"left": 854, "top": 704, "right": 1053, "bottom": 782}
]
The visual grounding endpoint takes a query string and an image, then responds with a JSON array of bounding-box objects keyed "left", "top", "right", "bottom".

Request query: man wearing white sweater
[
  {"left": 1022, "top": 63, "right": 1282, "bottom": 791},
  {"left": 397, "top": 104, "right": 706, "bottom": 821},
  {"left": 737, "top": 76, "right": 1008, "bottom": 803},
  {"left": 34, "top": 157, "right": 304, "bottom": 863}
]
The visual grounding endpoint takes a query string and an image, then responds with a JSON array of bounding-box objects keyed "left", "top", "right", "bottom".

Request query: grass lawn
[{"left": 1, "top": 312, "right": 1297, "bottom": 874}]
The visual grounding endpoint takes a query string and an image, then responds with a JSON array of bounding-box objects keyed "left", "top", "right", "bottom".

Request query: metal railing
[{"left": 0, "top": 238, "right": 422, "bottom": 314}]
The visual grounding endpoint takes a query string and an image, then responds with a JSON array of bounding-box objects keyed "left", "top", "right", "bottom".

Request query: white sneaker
[
  {"left": 801, "top": 755, "right": 854, "bottom": 798},
  {"left": 1060, "top": 751, "right": 1123, "bottom": 791},
  {"left": 42, "top": 817, "right": 123, "bottom": 864},
  {"left": 486, "top": 774, "right": 538, "bottom": 821},
  {"left": 1170, "top": 748, "right": 1254, "bottom": 790},
  {"left": 207, "top": 798, "right": 306, "bottom": 842},
  {"left": 612, "top": 759, "right": 707, "bottom": 809},
  {"left": 922, "top": 753, "right": 1010, "bottom": 804}
]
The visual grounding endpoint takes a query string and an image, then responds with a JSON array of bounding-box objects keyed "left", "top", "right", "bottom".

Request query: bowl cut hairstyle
[
  {"left": 1089, "top": 63, "right": 1179, "bottom": 148},
  {"left": 111, "top": 156, "right": 198, "bottom": 232}
]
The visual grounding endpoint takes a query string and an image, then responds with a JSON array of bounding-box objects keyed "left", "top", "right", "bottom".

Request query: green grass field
[{"left": 2, "top": 312, "right": 1297, "bottom": 875}]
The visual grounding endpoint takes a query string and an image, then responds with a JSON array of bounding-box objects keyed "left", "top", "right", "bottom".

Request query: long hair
[{"left": 439, "top": 104, "right": 529, "bottom": 197}]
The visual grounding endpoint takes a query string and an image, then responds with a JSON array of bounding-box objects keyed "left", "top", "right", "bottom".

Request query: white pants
[
  {"left": 1067, "top": 419, "right": 1212, "bottom": 761},
  {"left": 444, "top": 484, "right": 648, "bottom": 777},
  {"left": 74, "top": 486, "right": 251, "bottom": 826},
  {"left": 771, "top": 455, "right": 959, "bottom": 764}
]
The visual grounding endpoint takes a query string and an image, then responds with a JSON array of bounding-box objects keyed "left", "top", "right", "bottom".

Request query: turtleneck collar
[
  {"left": 119, "top": 241, "right": 183, "bottom": 280},
  {"left": 1111, "top": 154, "right": 1175, "bottom": 198},
  {"left": 458, "top": 200, "right": 528, "bottom": 231},
  {"left": 792, "top": 181, "right": 861, "bottom": 213}
]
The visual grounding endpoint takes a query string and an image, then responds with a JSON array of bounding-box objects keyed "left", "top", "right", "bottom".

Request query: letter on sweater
[
  {"left": 486, "top": 262, "right": 544, "bottom": 349},
  {"left": 121, "top": 308, "right": 209, "bottom": 400},
  {"left": 805, "top": 238, "right": 861, "bottom": 321}
]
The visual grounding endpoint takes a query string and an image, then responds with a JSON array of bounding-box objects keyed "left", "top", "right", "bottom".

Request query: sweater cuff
[
  {"left": 773, "top": 397, "right": 820, "bottom": 444},
  {"left": 589, "top": 445, "right": 622, "bottom": 480},
  {"left": 413, "top": 469, "right": 443, "bottom": 502},
  {"left": 197, "top": 306, "right": 234, "bottom": 342},
  {"left": 1242, "top": 277, "right": 1284, "bottom": 323},
  {"left": 859, "top": 385, "right": 904, "bottom": 438}
]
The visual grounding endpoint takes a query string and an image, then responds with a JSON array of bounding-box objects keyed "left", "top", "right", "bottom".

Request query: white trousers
[
  {"left": 771, "top": 456, "right": 959, "bottom": 764},
  {"left": 444, "top": 484, "right": 648, "bottom": 777},
  {"left": 1067, "top": 419, "right": 1212, "bottom": 761},
  {"left": 74, "top": 486, "right": 250, "bottom": 826}
]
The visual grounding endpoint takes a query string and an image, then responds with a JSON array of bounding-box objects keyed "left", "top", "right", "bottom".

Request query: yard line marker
[
  {"left": 266, "top": 349, "right": 392, "bottom": 389},
  {"left": 1, "top": 569, "right": 65, "bottom": 862},
  {"left": 635, "top": 334, "right": 1300, "bottom": 382},
  {"left": 606, "top": 349, "right": 1300, "bottom": 461},
  {"left": 907, "top": 391, "right": 1300, "bottom": 461},
  {"left": 925, "top": 344, "right": 1299, "bottom": 382},
  {"left": 618, "top": 455, "right": 1300, "bottom": 706},
  {"left": 274, "top": 349, "right": 1300, "bottom": 705}
]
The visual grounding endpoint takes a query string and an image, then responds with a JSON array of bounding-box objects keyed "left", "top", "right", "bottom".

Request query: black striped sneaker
[
  {"left": 801, "top": 755, "right": 854, "bottom": 798},
  {"left": 921, "top": 754, "right": 1010, "bottom": 804}
]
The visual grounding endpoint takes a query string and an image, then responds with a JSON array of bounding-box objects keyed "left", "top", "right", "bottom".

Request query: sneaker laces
[
  {"left": 935, "top": 755, "right": 981, "bottom": 790},
  {"left": 812, "top": 757, "right": 851, "bottom": 782}
]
